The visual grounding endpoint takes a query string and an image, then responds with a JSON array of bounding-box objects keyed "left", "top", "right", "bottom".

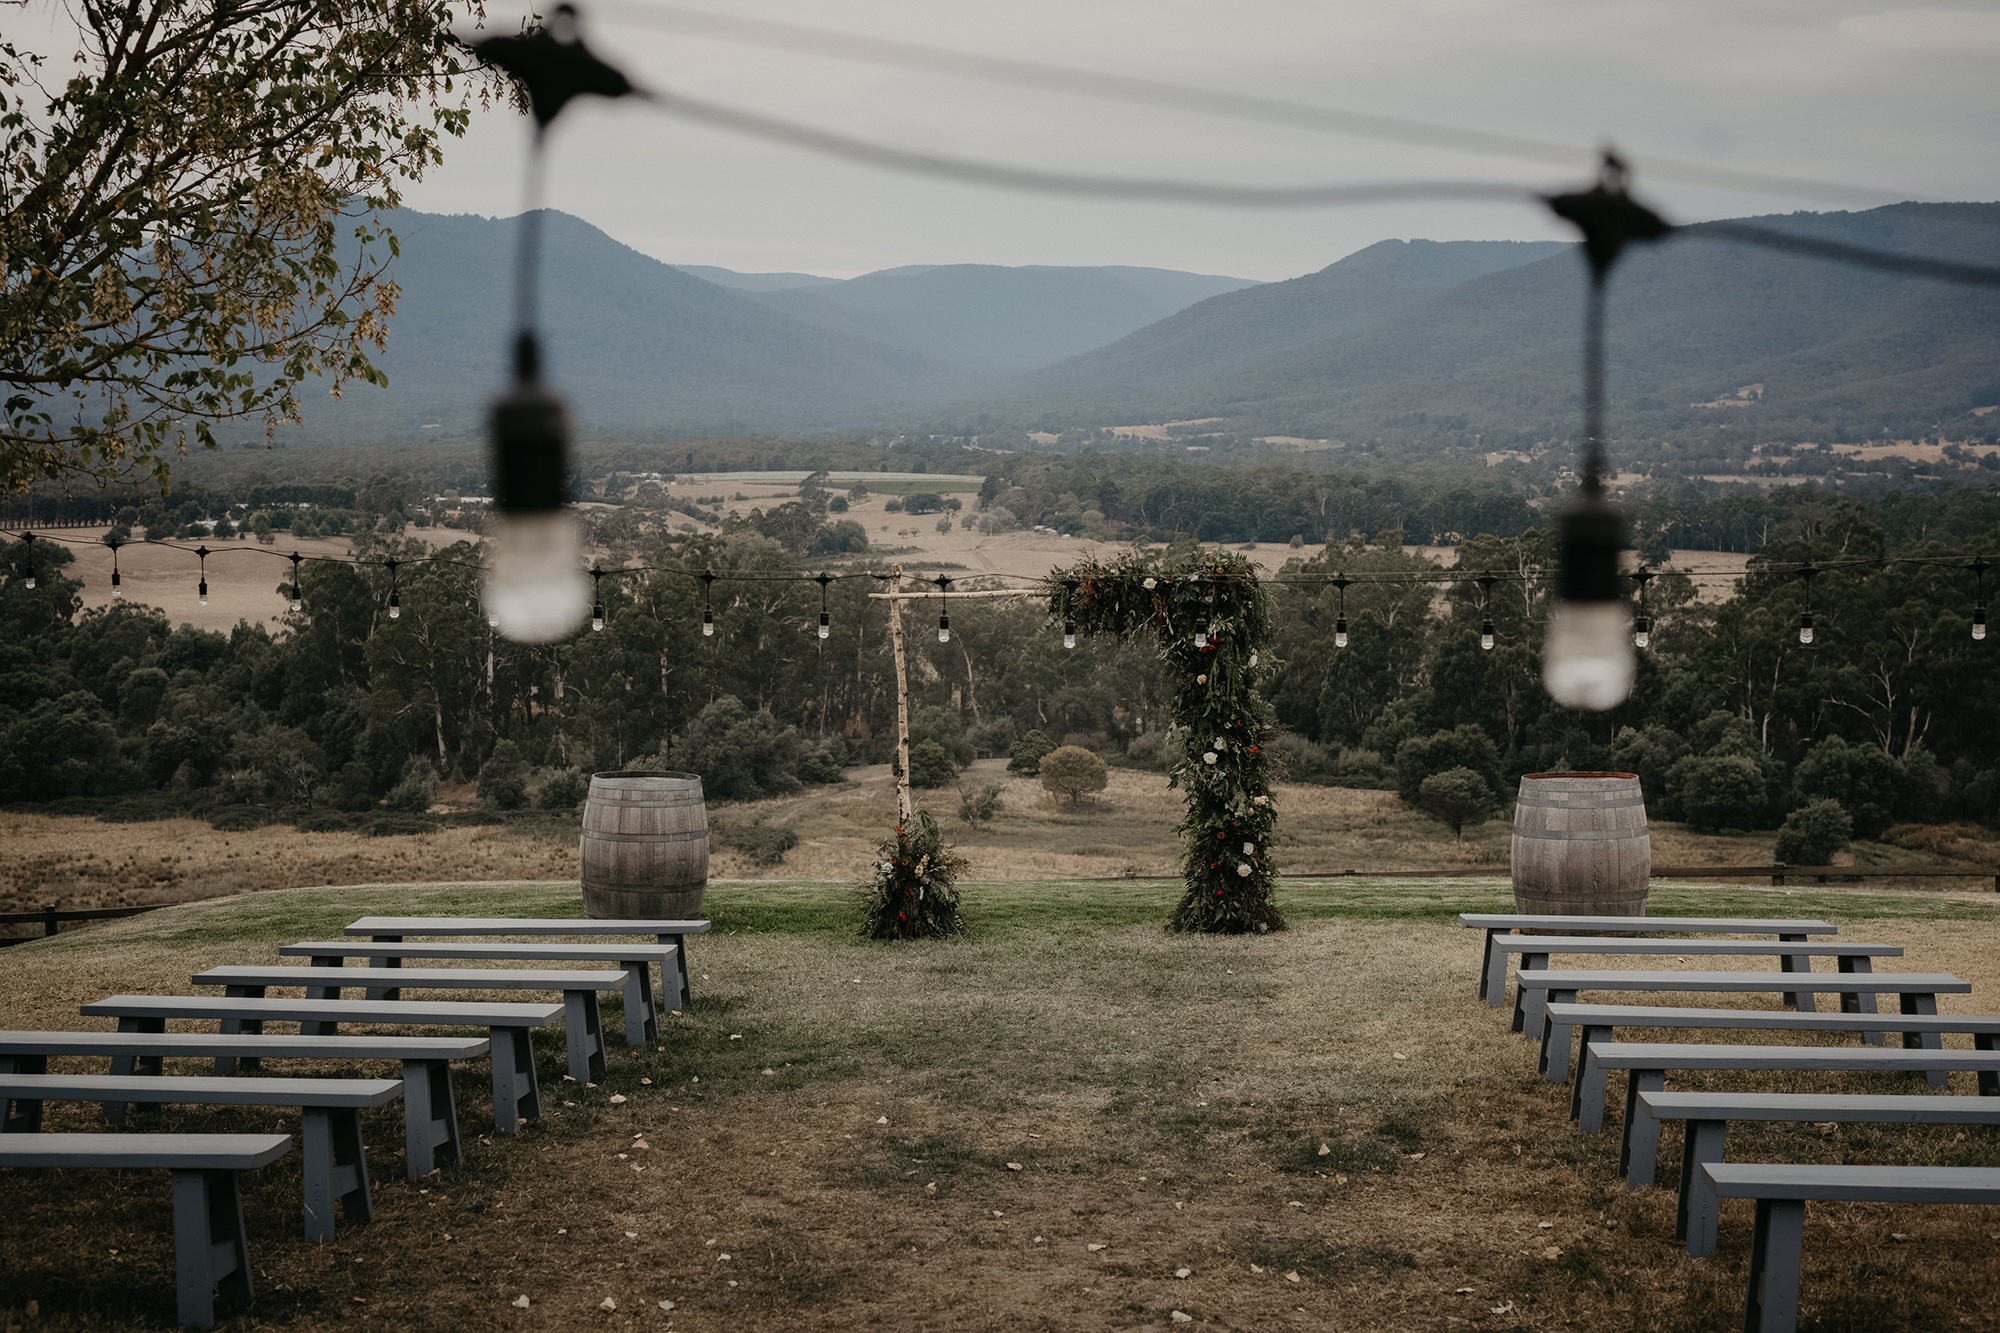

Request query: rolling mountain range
[{"left": 290, "top": 202, "right": 2000, "bottom": 445}]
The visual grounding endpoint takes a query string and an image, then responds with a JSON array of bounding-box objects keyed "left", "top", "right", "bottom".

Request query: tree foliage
[
  {"left": 1039, "top": 744, "right": 1108, "bottom": 805},
  {"left": 1, "top": 0, "right": 498, "bottom": 490},
  {"left": 1416, "top": 767, "right": 1495, "bottom": 839}
]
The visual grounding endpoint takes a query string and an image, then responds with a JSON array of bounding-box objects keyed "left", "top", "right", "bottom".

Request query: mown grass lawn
[{"left": 3, "top": 878, "right": 1999, "bottom": 1332}]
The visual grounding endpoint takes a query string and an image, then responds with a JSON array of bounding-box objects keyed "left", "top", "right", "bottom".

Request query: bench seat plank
[
  {"left": 0, "top": 1133, "right": 291, "bottom": 1327},
  {"left": 1541, "top": 1004, "right": 2000, "bottom": 1088},
  {"left": 1638, "top": 1091, "right": 2000, "bottom": 1259},
  {"left": 1490, "top": 939, "right": 1903, "bottom": 1019},
  {"left": 1699, "top": 1162, "right": 2000, "bottom": 1333},
  {"left": 1459, "top": 916, "right": 1839, "bottom": 1003},
  {"left": 80, "top": 996, "right": 554, "bottom": 1136},
  {"left": 345, "top": 916, "right": 710, "bottom": 1010}
]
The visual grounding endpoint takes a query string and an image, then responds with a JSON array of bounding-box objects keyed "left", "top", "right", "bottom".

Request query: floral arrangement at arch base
[
  {"left": 860, "top": 810, "right": 968, "bottom": 939},
  {"left": 1051, "top": 547, "right": 1285, "bottom": 934}
]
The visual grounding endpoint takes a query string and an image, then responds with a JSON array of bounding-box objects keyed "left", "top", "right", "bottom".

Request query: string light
[
  {"left": 1797, "top": 563, "right": 1818, "bottom": 645},
  {"left": 1476, "top": 574, "right": 1495, "bottom": 651},
  {"left": 589, "top": 569, "right": 606, "bottom": 632},
  {"left": 19, "top": 532, "right": 34, "bottom": 589},
  {"left": 700, "top": 569, "right": 716, "bottom": 637},
  {"left": 1062, "top": 578, "right": 1079, "bottom": 649},
  {"left": 288, "top": 552, "right": 303, "bottom": 612},
  {"left": 816, "top": 572, "right": 832, "bottom": 639},
  {"left": 1331, "top": 574, "right": 1350, "bottom": 649},
  {"left": 386, "top": 559, "right": 401, "bottom": 620},
  {"left": 196, "top": 545, "right": 209, "bottom": 607},
  {"left": 107, "top": 535, "right": 122, "bottom": 598},
  {"left": 1971, "top": 557, "right": 1990, "bottom": 642},
  {"left": 934, "top": 573, "right": 952, "bottom": 643},
  {"left": 1631, "top": 568, "right": 1654, "bottom": 650}
]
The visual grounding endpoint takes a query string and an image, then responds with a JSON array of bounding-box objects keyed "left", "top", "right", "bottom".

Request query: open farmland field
[{"left": 3, "top": 878, "right": 2000, "bottom": 1331}]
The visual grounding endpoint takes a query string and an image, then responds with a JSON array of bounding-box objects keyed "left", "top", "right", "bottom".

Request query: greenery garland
[
  {"left": 1051, "top": 548, "right": 1284, "bottom": 934},
  {"left": 859, "top": 810, "right": 968, "bottom": 939}
]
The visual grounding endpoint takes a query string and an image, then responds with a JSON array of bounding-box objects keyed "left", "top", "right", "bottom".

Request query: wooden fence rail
[{"left": 0, "top": 903, "right": 168, "bottom": 946}]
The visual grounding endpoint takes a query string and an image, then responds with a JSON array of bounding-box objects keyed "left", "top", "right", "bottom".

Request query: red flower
[{"left": 1248, "top": 745, "right": 1260, "bottom": 754}]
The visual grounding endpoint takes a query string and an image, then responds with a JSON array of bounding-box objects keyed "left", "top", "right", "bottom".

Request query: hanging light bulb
[
  {"left": 702, "top": 608, "right": 715, "bottom": 637},
  {"left": 198, "top": 579, "right": 208, "bottom": 606},
  {"left": 1543, "top": 492, "right": 1635, "bottom": 710},
  {"left": 1971, "top": 559, "right": 1991, "bottom": 642},
  {"left": 1798, "top": 612, "right": 1814, "bottom": 646},
  {"left": 934, "top": 573, "right": 952, "bottom": 643},
  {"left": 815, "top": 572, "right": 833, "bottom": 640},
  {"left": 487, "top": 608, "right": 501, "bottom": 629},
  {"left": 819, "top": 611, "right": 831, "bottom": 640},
  {"left": 1332, "top": 575, "right": 1350, "bottom": 649},
  {"left": 1061, "top": 576, "right": 1080, "bottom": 650},
  {"left": 111, "top": 568, "right": 122, "bottom": 597},
  {"left": 289, "top": 552, "right": 304, "bottom": 613},
  {"left": 1795, "top": 563, "right": 1818, "bottom": 646},
  {"left": 591, "top": 604, "right": 604, "bottom": 632},
  {"left": 1194, "top": 627, "right": 1208, "bottom": 649},
  {"left": 108, "top": 535, "right": 122, "bottom": 598},
  {"left": 590, "top": 569, "right": 605, "bottom": 632},
  {"left": 1480, "top": 619, "right": 1495, "bottom": 651},
  {"left": 484, "top": 334, "right": 590, "bottom": 642},
  {"left": 18, "top": 531, "right": 34, "bottom": 589},
  {"left": 1063, "top": 619, "right": 1077, "bottom": 650},
  {"left": 195, "top": 544, "right": 209, "bottom": 607},
  {"left": 1334, "top": 617, "right": 1349, "bottom": 649},
  {"left": 385, "top": 559, "right": 401, "bottom": 620},
  {"left": 700, "top": 569, "right": 716, "bottom": 637},
  {"left": 1975, "top": 608, "right": 1988, "bottom": 642},
  {"left": 1633, "top": 614, "right": 1652, "bottom": 650}
]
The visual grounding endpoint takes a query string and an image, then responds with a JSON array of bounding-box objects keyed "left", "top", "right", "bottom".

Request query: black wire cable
[
  {"left": 1683, "top": 221, "right": 2000, "bottom": 289},
  {"left": 602, "top": 0, "right": 1907, "bottom": 208}
]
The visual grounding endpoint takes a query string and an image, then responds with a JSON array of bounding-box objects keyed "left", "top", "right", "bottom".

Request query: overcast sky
[{"left": 401, "top": 1, "right": 2000, "bottom": 281}]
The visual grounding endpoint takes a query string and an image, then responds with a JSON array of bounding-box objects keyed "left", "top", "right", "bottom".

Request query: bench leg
[
  {"left": 1619, "top": 1069, "right": 1666, "bottom": 1184},
  {"left": 1776, "top": 934, "right": 1810, "bottom": 1008},
  {"left": 365, "top": 947, "right": 403, "bottom": 1002},
  {"left": 1678, "top": 1119, "right": 1727, "bottom": 1258},
  {"left": 403, "top": 1058, "right": 462, "bottom": 1179},
  {"left": 564, "top": 991, "right": 608, "bottom": 1084},
  {"left": 660, "top": 933, "right": 692, "bottom": 1012},
  {"left": 303, "top": 982, "right": 344, "bottom": 1037},
  {"left": 1837, "top": 957, "right": 1882, "bottom": 1042},
  {"left": 1744, "top": 1198, "right": 1806, "bottom": 1333},
  {"left": 1540, "top": 1012, "right": 1576, "bottom": 1083},
  {"left": 302, "top": 1107, "right": 373, "bottom": 1241},
  {"left": 1576, "top": 1046, "right": 1612, "bottom": 1131},
  {"left": 1483, "top": 930, "right": 1507, "bottom": 1006},
  {"left": 619, "top": 960, "right": 658, "bottom": 1045},
  {"left": 218, "top": 985, "right": 268, "bottom": 1072},
  {"left": 1897, "top": 993, "right": 1946, "bottom": 1086},
  {"left": 171, "top": 1167, "right": 253, "bottom": 1329},
  {"left": 1977, "top": 1033, "right": 1999, "bottom": 1097},
  {"left": 109, "top": 1018, "right": 165, "bottom": 1118},
  {"left": 1517, "top": 956, "right": 1551, "bottom": 1040},
  {"left": 490, "top": 1025, "right": 541, "bottom": 1133}
]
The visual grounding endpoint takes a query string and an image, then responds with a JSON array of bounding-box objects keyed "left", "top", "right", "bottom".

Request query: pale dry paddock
[{"left": 3, "top": 879, "right": 1999, "bottom": 1331}]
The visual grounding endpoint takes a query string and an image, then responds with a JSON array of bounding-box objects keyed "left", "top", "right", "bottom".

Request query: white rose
[
  {"left": 1236, "top": 863, "right": 1251, "bottom": 877},
  {"left": 1252, "top": 795, "right": 1268, "bottom": 806},
  {"left": 1203, "top": 751, "right": 1218, "bottom": 765},
  {"left": 1143, "top": 577, "right": 1157, "bottom": 590},
  {"left": 1249, "top": 653, "right": 1259, "bottom": 667},
  {"left": 1243, "top": 841, "right": 1255, "bottom": 855},
  {"left": 1196, "top": 674, "right": 1207, "bottom": 685}
]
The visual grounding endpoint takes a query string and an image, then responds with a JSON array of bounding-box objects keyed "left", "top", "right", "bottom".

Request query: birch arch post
[{"left": 1051, "top": 548, "right": 1285, "bottom": 934}]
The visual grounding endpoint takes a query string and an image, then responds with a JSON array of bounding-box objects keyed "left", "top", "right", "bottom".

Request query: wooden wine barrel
[
  {"left": 1510, "top": 772, "right": 1651, "bottom": 918},
  {"left": 580, "top": 771, "right": 709, "bottom": 920}
]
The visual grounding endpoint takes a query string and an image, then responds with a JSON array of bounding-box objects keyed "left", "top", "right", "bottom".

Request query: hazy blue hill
[
  {"left": 750, "top": 263, "right": 1258, "bottom": 375},
  {"left": 673, "top": 264, "right": 844, "bottom": 292},
  {"left": 297, "top": 211, "right": 971, "bottom": 440},
  {"left": 1163, "top": 203, "right": 2000, "bottom": 440},
  {"left": 1006, "top": 238, "right": 1566, "bottom": 408}
]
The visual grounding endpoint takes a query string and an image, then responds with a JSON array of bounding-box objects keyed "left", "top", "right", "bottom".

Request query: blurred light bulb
[
  {"left": 1063, "top": 619, "right": 1077, "bottom": 650},
  {"left": 1194, "top": 629, "right": 1208, "bottom": 648},
  {"left": 487, "top": 610, "right": 500, "bottom": 629},
  {"left": 388, "top": 595, "right": 400, "bottom": 621},
  {"left": 198, "top": 579, "right": 208, "bottom": 607},
  {"left": 702, "top": 608, "right": 714, "bottom": 637},
  {"left": 1634, "top": 628, "right": 1650, "bottom": 649},
  {"left": 591, "top": 606, "right": 605, "bottom": 632},
  {"left": 1798, "top": 612, "right": 1814, "bottom": 646},
  {"left": 290, "top": 595, "right": 303, "bottom": 613},
  {"left": 111, "top": 570, "right": 121, "bottom": 597},
  {"left": 1480, "top": 620, "right": 1494, "bottom": 651},
  {"left": 1334, "top": 616, "right": 1348, "bottom": 649},
  {"left": 483, "top": 509, "right": 589, "bottom": 643},
  {"left": 23, "top": 575, "right": 34, "bottom": 590},
  {"left": 1975, "top": 608, "right": 1988, "bottom": 641},
  {"left": 818, "top": 612, "right": 830, "bottom": 640},
  {"left": 1543, "top": 600, "right": 1636, "bottom": 710}
]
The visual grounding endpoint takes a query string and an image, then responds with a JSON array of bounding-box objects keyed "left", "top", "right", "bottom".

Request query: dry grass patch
[{"left": 3, "top": 881, "right": 2000, "bottom": 1330}]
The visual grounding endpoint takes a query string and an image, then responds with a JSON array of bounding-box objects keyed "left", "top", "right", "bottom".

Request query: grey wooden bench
[
  {"left": 1495, "top": 938, "right": 1904, "bottom": 1036},
  {"left": 1459, "top": 914, "right": 1837, "bottom": 1003},
  {"left": 1516, "top": 970, "right": 1970, "bottom": 1065},
  {"left": 278, "top": 940, "right": 675, "bottom": 1044},
  {"left": 80, "top": 996, "right": 557, "bottom": 1133},
  {"left": 1638, "top": 1090, "right": 2000, "bottom": 1259},
  {"left": 346, "top": 915, "right": 710, "bottom": 1012},
  {"left": 0, "top": 1030, "right": 482, "bottom": 1178},
  {"left": 192, "top": 966, "right": 625, "bottom": 1084},
  {"left": 0, "top": 1073, "right": 397, "bottom": 1241},
  {"left": 1701, "top": 1162, "right": 2000, "bottom": 1333},
  {"left": 0, "top": 1132, "right": 293, "bottom": 1328},
  {"left": 1572, "top": 1040, "right": 2000, "bottom": 1185},
  {"left": 1542, "top": 1003, "right": 2000, "bottom": 1095}
]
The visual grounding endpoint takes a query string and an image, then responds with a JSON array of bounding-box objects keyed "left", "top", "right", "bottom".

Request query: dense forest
[{"left": 4, "top": 461, "right": 1997, "bottom": 859}]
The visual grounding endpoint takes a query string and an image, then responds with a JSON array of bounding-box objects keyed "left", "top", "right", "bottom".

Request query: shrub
[
  {"left": 331, "top": 760, "right": 375, "bottom": 812},
  {"left": 654, "top": 696, "right": 804, "bottom": 800},
  {"left": 1123, "top": 727, "right": 1179, "bottom": 773},
  {"left": 1040, "top": 745, "right": 1109, "bottom": 805},
  {"left": 1794, "top": 735, "right": 1904, "bottom": 839},
  {"left": 1416, "top": 767, "right": 1496, "bottom": 839},
  {"left": 798, "top": 736, "right": 847, "bottom": 785},
  {"left": 906, "top": 740, "right": 957, "bottom": 789},
  {"left": 477, "top": 740, "right": 531, "bottom": 810},
  {"left": 910, "top": 705, "right": 974, "bottom": 767},
  {"left": 537, "top": 765, "right": 587, "bottom": 811},
  {"left": 383, "top": 757, "right": 438, "bottom": 813},
  {"left": 957, "top": 781, "right": 1004, "bottom": 828},
  {"left": 1611, "top": 724, "right": 1687, "bottom": 808},
  {"left": 967, "top": 716, "right": 1018, "bottom": 759},
  {"left": 715, "top": 816, "right": 799, "bottom": 867},
  {"left": 1007, "top": 728, "right": 1056, "bottom": 775},
  {"left": 1394, "top": 725, "right": 1504, "bottom": 803},
  {"left": 1774, "top": 798, "right": 1853, "bottom": 866},
  {"left": 1665, "top": 753, "right": 1766, "bottom": 832}
]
